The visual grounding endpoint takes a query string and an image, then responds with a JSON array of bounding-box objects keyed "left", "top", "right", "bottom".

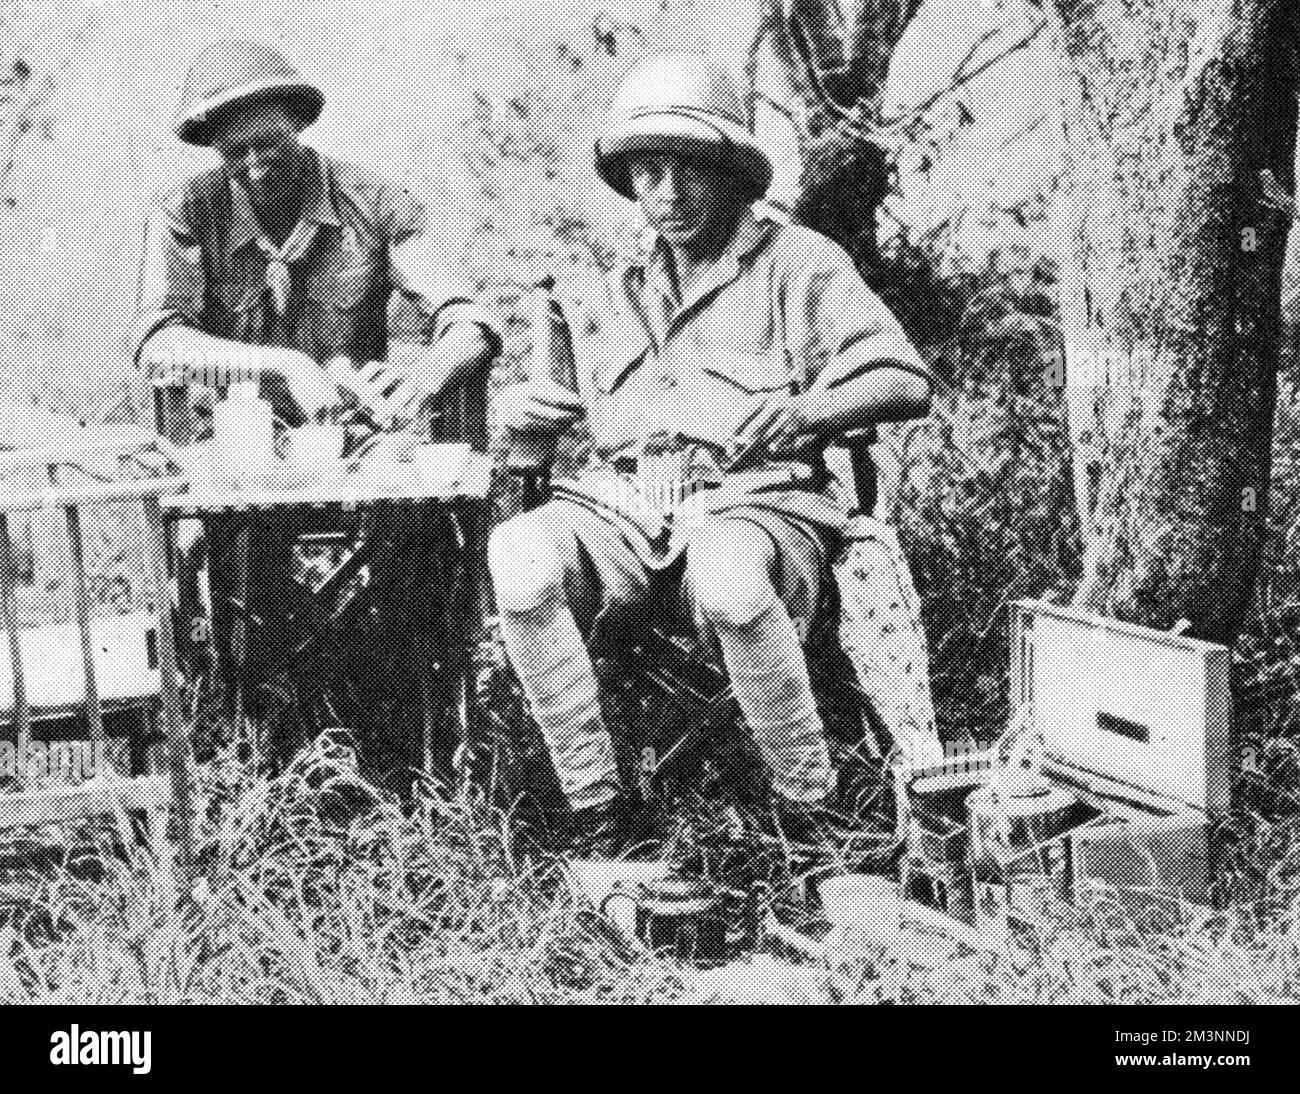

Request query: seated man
[
  {"left": 489, "top": 53, "right": 933, "bottom": 856},
  {"left": 133, "top": 41, "right": 499, "bottom": 764}
]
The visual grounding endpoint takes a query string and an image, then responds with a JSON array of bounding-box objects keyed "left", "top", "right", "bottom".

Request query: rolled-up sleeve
[
  {"left": 785, "top": 232, "right": 931, "bottom": 389},
  {"left": 382, "top": 183, "right": 499, "bottom": 352},
  {"left": 130, "top": 191, "right": 206, "bottom": 372}
]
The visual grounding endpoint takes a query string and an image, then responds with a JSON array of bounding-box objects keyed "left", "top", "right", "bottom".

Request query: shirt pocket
[
  {"left": 700, "top": 349, "right": 792, "bottom": 394},
  {"left": 302, "top": 259, "right": 378, "bottom": 310},
  {"left": 301, "top": 249, "right": 385, "bottom": 356}
]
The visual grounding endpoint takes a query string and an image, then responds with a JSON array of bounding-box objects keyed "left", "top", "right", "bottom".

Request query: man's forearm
[
  {"left": 406, "top": 321, "right": 497, "bottom": 403},
  {"left": 797, "top": 366, "right": 932, "bottom": 435},
  {"left": 139, "top": 325, "right": 305, "bottom": 387}
]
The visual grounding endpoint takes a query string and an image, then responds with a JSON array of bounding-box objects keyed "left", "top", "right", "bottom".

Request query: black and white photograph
[{"left": 0, "top": 0, "right": 1296, "bottom": 1043}]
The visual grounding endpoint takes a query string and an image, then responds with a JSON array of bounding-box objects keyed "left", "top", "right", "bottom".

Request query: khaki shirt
[
  {"left": 580, "top": 210, "right": 929, "bottom": 462},
  {"left": 555, "top": 210, "right": 930, "bottom": 553},
  {"left": 132, "top": 148, "right": 496, "bottom": 372}
]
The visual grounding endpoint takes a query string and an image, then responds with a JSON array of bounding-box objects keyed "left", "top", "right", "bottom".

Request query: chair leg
[
  {"left": 129, "top": 707, "right": 161, "bottom": 777},
  {"left": 131, "top": 806, "right": 168, "bottom": 857}
]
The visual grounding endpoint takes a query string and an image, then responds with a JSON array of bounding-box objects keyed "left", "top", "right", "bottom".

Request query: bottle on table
[
  {"left": 213, "top": 381, "right": 275, "bottom": 482},
  {"left": 505, "top": 276, "right": 578, "bottom": 474}
]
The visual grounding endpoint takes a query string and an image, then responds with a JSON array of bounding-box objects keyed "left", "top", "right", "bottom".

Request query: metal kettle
[{"left": 601, "top": 872, "right": 727, "bottom": 967}]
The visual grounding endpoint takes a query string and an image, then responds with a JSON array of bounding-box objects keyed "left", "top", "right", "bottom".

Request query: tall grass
[
  {"left": 2, "top": 0, "right": 1297, "bottom": 1004},
  {"left": 1, "top": 730, "right": 1297, "bottom": 1004},
  {"left": 0, "top": 732, "right": 689, "bottom": 1003}
]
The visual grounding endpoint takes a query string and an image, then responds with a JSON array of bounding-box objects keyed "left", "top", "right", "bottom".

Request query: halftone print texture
[{"left": 0, "top": 0, "right": 1296, "bottom": 1018}]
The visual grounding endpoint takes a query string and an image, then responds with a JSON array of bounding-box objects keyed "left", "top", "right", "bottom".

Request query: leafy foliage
[{"left": 871, "top": 243, "right": 1078, "bottom": 739}]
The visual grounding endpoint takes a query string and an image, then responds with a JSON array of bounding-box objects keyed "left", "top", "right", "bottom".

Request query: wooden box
[
  {"left": 902, "top": 600, "right": 1233, "bottom": 933},
  {"left": 0, "top": 611, "right": 160, "bottom": 721}
]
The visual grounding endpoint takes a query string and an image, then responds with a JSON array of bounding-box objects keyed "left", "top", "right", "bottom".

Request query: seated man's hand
[
  {"left": 497, "top": 379, "right": 585, "bottom": 434},
  {"left": 726, "top": 390, "right": 817, "bottom": 466}
]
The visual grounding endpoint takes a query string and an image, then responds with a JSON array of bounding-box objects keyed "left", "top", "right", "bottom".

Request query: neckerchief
[{"left": 253, "top": 219, "right": 321, "bottom": 316}]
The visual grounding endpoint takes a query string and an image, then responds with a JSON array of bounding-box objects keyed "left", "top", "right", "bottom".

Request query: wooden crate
[
  {"left": 902, "top": 600, "right": 1232, "bottom": 935},
  {"left": 0, "top": 452, "right": 192, "bottom": 880}
]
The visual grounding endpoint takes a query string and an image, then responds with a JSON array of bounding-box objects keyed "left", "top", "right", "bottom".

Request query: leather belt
[{"left": 607, "top": 452, "right": 820, "bottom": 484}]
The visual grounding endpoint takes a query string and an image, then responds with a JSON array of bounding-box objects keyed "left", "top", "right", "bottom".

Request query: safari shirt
[
  {"left": 554, "top": 209, "right": 930, "bottom": 559},
  {"left": 132, "top": 147, "right": 495, "bottom": 380}
]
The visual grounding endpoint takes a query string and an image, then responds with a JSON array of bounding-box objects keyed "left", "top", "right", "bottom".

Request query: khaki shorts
[{"left": 523, "top": 497, "right": 835, "bottom": 647}]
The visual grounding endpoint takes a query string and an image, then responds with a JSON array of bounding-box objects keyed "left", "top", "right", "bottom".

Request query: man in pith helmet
[
  {"left": 489, "top": 53, "right": 934, "bottom": 857},
  {"left": 133, "top": 41, "right": 499, "bottom": 772},
  {"left": 135, "top": 38, "right": 497, "bottom": 421}
]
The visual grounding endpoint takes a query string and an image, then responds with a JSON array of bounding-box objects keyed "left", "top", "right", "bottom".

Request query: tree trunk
[
  {"left": 1048, "top": 0, "right": 1299, "bottom": 643},
  {"left": 765, "top": 0, "right": 922, "bottom": 282}
]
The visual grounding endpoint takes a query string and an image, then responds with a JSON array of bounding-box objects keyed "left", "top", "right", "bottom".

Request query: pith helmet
[
  {"left": 174, "top": 40, "right": 324, "bottom": 146},
  {"left": 595, "top": 53, "right": 773, "bottom": 202}
]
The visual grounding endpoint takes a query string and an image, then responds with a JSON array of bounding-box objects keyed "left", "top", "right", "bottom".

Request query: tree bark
[
  {"left": 1048, "top": 0, "right": 1299, "bottom": 643},
  {"left": 765, "top": 0, "right": 923, "bottom": 281}
]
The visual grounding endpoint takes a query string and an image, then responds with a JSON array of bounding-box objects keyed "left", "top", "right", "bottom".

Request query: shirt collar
[
  {"left": 227, "top": 147, "right": 342, "bottom": 253},
  {"left": 635, "top": 208, "right": 775, "bottom": 313}
]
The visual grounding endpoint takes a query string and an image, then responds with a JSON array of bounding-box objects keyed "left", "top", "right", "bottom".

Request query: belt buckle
[{"left": 633, "top": 432, "right": 691, "bottom": 519}]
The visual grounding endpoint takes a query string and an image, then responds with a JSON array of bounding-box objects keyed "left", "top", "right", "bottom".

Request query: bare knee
[
  {"left": 697, "top": 576, "right": 776, "bottom": 630},
  {"left": 488, "top": 515, "right": 567, "bottom": 612},
  {"left": 689, "top": 523, "right": 777, "bottom": 630}
]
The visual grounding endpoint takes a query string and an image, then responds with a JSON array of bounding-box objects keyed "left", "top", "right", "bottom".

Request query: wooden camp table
[{"left": 160, "top": 453, "right": 494, "bottom": 774}]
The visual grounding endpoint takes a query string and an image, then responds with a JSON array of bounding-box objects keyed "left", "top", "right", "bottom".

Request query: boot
[
  {"left": 771, "top": 794, "right": 837, "bottom": 909},
  {"left": 773, "top": 794, "right": 838, "bottom": 857},
  {"left": 568, "top": 794, "right": 633, "bottom": 860}
]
